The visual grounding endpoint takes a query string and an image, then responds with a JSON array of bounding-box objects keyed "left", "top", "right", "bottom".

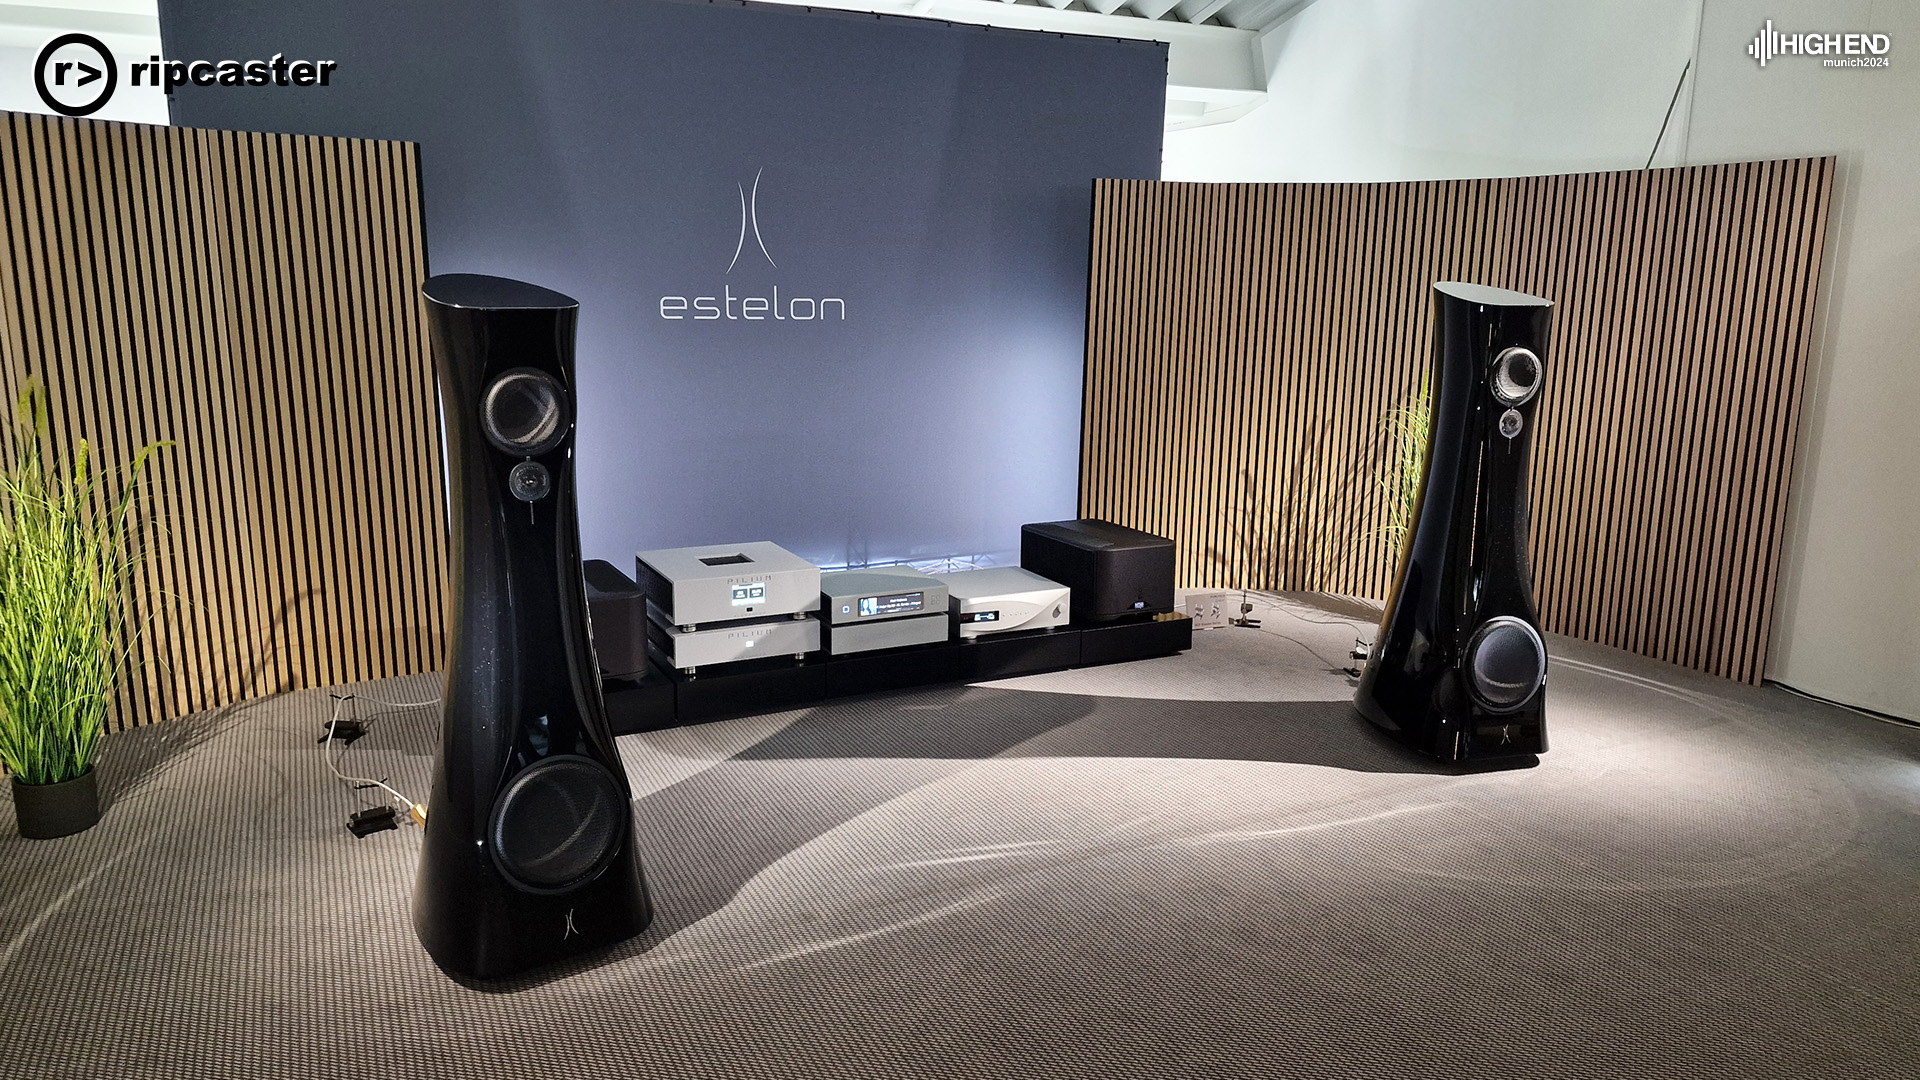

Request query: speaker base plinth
[
  {"left": 414, "top": 849, "right": 652, "bottom": 983},
  {"left": 1354, "top": 682, "right": 1547, "bottom": 763}
]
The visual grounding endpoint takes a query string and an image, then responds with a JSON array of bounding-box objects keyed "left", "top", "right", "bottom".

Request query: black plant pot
[{"left": 12, "top": 767, "right": 101, "bottom": 839}]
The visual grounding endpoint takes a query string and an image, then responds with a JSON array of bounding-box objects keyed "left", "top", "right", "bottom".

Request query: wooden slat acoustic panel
[
  {"left": 1083, "top": 158, "right": 1833, "bottom": 684},
  {"left": 0, "top": 112, "right": 445, "bottom": 728}
]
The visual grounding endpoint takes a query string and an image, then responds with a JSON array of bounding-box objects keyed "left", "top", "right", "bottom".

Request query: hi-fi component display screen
[
  {"left": 731, "top": 582, "right": 767, "bottom": 605},
  {"left": 859, "top": 591, "right": 924, "bottom": 618},
  {"left": 960, "top": 611, "right": 1000, "bottom": 623}
]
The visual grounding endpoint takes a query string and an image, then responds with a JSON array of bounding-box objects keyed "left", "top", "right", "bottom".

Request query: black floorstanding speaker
[
  {"left": 413, "top": 273, "right": 653, "bottom": 980},
  {"left": 1354, "top": 281, "right": 1553, "bottom": 763}
]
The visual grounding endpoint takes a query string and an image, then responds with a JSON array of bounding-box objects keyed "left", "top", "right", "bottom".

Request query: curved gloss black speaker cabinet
[
  {"left": 1354, "top": 282, "right": 1552, "bottom": 762},
  {"left": 413, "top": 274, "right": 652, "bottom": 980}
]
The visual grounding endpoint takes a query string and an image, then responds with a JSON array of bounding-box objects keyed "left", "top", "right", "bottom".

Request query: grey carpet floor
[{"left": 2, "top": 593, "right": 1916, "bottom": 1079}]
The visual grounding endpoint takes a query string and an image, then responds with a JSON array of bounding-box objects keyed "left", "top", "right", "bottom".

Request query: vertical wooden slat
[
  {"left": 0, "top": 111, "right": 444, "bottom": 728},
  {"left": 1080, "top": 158, "right": 1835, "bottom": 684}
]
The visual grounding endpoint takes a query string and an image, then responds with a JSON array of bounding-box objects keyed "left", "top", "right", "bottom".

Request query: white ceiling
[
  {"left": 0, "top": 1, "right": 166, "bottom": 122},
  {"left": 753, "top": 0, "right": 1316, "bottom": 129}
]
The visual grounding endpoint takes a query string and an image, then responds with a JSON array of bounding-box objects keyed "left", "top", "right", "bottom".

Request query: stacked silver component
[
  {"left": 819, "top": 565, "right": 950, "bottom": 655},
  {"left": 635, "top": 541, "right": 822, "bottom": 672},
  {"left": 931, "top": 567, "right": 1070, "bottom": 637}
]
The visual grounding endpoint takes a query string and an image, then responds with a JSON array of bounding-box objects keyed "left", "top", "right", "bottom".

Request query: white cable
[
  {"left": 1549, "top": 655, "right": 1708, "bottom": 702},
  {"left": 345, "top": 689, "right": 442, "bottom": 709},
  {"left": 1241, "top": 590, "right": 1377, "bottom": 629},
  {"left": 323, "top": 695, "right": 424, "bottom": 819},
  {"left": 1210, "top": 589, "right": 1372, "bottom": 669},
  {"left": 1767, "top": 680, "right": 1920, "bottom": 731},
  {"left": 1227, "top": 594, "right": 1920, "bottom": 734},
  {"left": 1247, "top": 624, "right": 1350, "bottom": 671}
]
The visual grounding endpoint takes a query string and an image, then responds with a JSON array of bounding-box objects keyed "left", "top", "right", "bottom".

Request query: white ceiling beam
[
  {"left": 1215, "top": 0, "right": 1315, "bottom": 31},
  {"left": 755, "top": 0, "right": 1259, "bottom": 91},
  {"left": 1127, "top": 0, "right": 1184, "bottom": 20},
  {"left": 1165, "top": 84, "right": 1263, "bottom": 129},
  {"left": 1174, "top": 0, "right": 1232, "bottom": 25}
]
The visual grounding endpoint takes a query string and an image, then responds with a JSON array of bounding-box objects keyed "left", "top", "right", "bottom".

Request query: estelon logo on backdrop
[
  {"left": 1748, "top": 20, "right": 1891, "bottom": 68},
  {"left": 658, "top": 169, "right": 847, "bottom": 323}
]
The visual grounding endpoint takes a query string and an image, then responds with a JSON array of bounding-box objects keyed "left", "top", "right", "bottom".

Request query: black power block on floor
[
  {"left": 319, "top": 719, "right": 367, "bottom": 745},
  {"left": 347, "top": 806, "right": 398, "bottom": 837}
]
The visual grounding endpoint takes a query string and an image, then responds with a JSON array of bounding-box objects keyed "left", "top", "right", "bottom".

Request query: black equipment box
[
  {"left": 1020, "top": 519, "right": 1175, "bottom": 623},
  {"left": 604, "top": 615, "right": 1191, "bottom": 734},
  {"left": 584, "top": 559, "right": 650, "bottom": 678}
]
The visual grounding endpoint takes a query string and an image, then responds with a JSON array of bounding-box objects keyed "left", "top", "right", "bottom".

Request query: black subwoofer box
[
  {"left": 583, "top": 559, "right": 649, "bottom": 679},
  {"left": 1020, "top": 519, "right": 1175, "bottom": 623}
]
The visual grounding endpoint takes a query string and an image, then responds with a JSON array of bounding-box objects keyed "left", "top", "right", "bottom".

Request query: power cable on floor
[
  {"left": 1768, "top": 681, "right": 1920, "bottom": 732},
  {"left": 1214, "top": 590, "right": 1374, "bottom": 672},
  {"left": 322, "top": 690, "right": 439, "bottom": 834}
]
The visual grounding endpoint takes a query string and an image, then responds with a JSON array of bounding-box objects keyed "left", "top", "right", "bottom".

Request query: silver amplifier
[
  {"left": 636, "top": 541, "right": 820, "bottom": 628},
  {"left": 645, "top": 605, "right": 820, "bottom": 672}
]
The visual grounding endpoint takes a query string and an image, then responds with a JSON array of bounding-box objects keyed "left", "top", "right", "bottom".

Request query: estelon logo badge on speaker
[{"left": 658, "top": 168, "right": 847, "bottom": 323}]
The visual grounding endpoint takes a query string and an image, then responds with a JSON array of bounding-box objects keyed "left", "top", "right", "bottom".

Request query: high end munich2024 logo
[
  {"left": 658, "top": 169, "right": 848, "bottom": 323},
  {"left": 1748, "top": 20, "right": 1891, "bottom": 68},
  {"left": 33, "top": 33, "right": 339, "bottom": 117}
]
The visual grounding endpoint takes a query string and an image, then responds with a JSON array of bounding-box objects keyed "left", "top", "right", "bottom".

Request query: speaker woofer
[
  {"left": 482, "top": 368, "right": 569, "bottom": 457},
  {"left": 1491, "top": 347, "right": 1541, "bottom": 407},
  {"left": 1463, "top": 616, "right": 1547, "bottom": 713},
  {"left": 488, "top": 756, "right": 628, "bottom": 893}
]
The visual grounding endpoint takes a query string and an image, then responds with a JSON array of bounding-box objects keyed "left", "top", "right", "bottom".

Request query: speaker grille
[
  {"left": 1491, "top": 347, "right": 1541, "bottom": 407},
  {"left": 1464, "top": 616, "right": 1546, "bottom": 712},
  {"left": 488, "top": 756, "right": 627, "bottom": 892},
  {"left": 482, "top": 369, "right": 568, "bottom": 456}
]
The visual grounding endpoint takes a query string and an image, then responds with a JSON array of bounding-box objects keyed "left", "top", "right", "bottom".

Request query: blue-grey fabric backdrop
[{"left": 159, "top": 0, "right": 1165, "bottom": 569}]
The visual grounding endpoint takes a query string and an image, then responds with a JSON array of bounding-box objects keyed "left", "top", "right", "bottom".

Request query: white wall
[
  {"left": 0, "top": 1, "right": 167, "bottom": 124},
  {"left": 1163, "top": 0, "right": 1920, "bottom": 720},
  {"left": 1164, "top": 0, "right": 1703, "bottom": 182},
  {"left": 1685, "top": 0, "right": 1919, "bottom": 721}
]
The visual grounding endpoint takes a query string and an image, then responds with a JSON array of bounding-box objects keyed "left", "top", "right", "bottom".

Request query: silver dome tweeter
[
  {"left": 509, "top": 460, "right": 551, "bottom": 502},
  {"left": 1490, "top": 346, "right": 1541, "bottom": 407}
]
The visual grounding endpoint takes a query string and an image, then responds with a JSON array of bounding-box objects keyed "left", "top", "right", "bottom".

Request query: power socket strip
[
  {"left": 348, "top": 806, "right": 397, "bottom": 837},
  {"left": 1184, "top": 591, "right": 1229, "bottom": 630}
]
